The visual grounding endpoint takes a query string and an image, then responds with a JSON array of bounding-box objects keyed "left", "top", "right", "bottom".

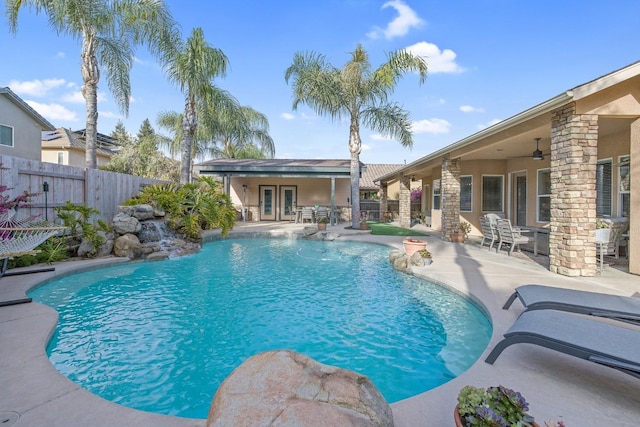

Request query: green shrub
[{"left": 125, "top": 177, "right": 235, "bottom": 238}]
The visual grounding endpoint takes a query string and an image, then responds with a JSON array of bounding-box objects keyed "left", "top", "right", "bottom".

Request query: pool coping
[{"left": 1, "top": 222, "right": 639, "bottom": 426}]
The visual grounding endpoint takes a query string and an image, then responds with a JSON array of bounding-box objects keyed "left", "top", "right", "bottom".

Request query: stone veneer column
[
  {"left": 549, "top": 103, "right": 598, "bottom": 276},
  {"left": 629, "top": 119, "right": 639, "bottom": 275},
  {"left": 379, "top": 184, "right": 388, "bottom": 222},
  {"left": 399, "top": 175, "right": 411, "bottom": 228},
  {"left": 441, "top": 155, "right": 461, "bottom": 241}
]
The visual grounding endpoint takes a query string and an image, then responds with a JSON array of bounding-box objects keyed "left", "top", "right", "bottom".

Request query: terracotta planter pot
[
  {"left": 403, "top": 239, "right": 427, "bottom": 256},
  {"left": 360, "top": 222, "right": 369, "bottom": 230},
  {"left": 450, "top": 232, "right": 465, "bottom": 243},
  {"left": 317, "top": 222, "right": 327, "bottom": 231},
  {"left": 454, "top": 406, "right": 538, "bottom": 427}
]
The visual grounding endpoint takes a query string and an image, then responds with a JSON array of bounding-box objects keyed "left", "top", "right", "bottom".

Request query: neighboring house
[
  {"left": 359, "top": 163, "right": 406, "bottom": 200},
  {"left": 377, "top": 61, "right": 639, "bottom": 277},
  {"left": 42, "top": 128, "right": 119, "bottom": 167},
  {"left": 194, "top": 159, "right": 362, "bottom": 222},
  {"left": 0, "top": 87, "right": 55, "bottom": 161}
]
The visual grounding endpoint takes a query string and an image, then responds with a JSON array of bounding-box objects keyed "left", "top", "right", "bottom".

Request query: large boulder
[
  {"left": 117, "top": 204, "right": 155, "bottom": 221},
  {"left": 112, "top": 213, "right": 141, "bottom": 235},
  {"left": 207, "top": 350, "right": 393, "bottom": 427},
  {"left": 113, "top": 233, "right": 142, "bottom": 259}
]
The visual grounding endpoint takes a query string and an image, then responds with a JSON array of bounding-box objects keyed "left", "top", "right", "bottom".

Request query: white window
[
  {"left": 0, "top": 124, "right": 13, "bottom": 147},
  {"left": 537, "top": 168, "right": 551, "bottom": 222},
  {"left": 596, "top": 159, "right": 612, "bottom": 217},
  {"left": 460, "top": 175, "right": 472, "bottom": 212},
  {"left": 482, "top": 175, "right": 503, "bottom": 212},
  {"left": 432, "top": 179, "right": 441, "bottom": 210},
  {"left": 618, "top": 155, "right": 630, "bottom": 217},
  {"left": 57, "top": 152, "right": 65, "bottom": 164}
]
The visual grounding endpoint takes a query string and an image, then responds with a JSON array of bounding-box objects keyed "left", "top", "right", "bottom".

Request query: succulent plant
[{"left": 457, "top": 385, "right": 536, "bottom": 427}]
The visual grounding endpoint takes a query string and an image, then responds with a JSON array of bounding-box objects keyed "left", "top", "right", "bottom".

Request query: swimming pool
[{"left": 29, "top": 238, "right": 491, "bottom": 419}]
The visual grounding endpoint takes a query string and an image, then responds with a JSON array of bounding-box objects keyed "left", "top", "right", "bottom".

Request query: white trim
[
  {"left": 0, "top": 124, "right": 15, "bottom": 148},
  {"left": 481, "top": 174, "right": 504, "bottom": 213},
  {"left": 460, "top": 175, "right": 473, "bottom": 212},
  {"left": 536, "top": 168, "right": 551, "bottom": 223},
  {"left": 618, "top": 154, "right": 630, "bottom": 217}
]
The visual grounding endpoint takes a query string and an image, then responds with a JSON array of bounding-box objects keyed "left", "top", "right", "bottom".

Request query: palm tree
[
  {"left": 162, "top": 27, "right": 239, "bottom": 184},
  {"left": 285, "top": 44, "right": 427, "bottom": 228},
  {"left": 6, "top": 0, "right": 178, "bottom": 169},
  {"left": 203, "top": 105, "right": 275, "bottom": 159},
  {"left": 158, "top": 105, "right": 275, "bottom": 166}
]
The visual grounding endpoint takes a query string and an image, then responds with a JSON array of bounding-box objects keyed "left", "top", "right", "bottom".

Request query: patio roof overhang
[
  {"left": 376, "top": 60, "right": 640, "bottom": 185},
  {"left": 194, "top": 159, "right": 364, "bottom": 179}
]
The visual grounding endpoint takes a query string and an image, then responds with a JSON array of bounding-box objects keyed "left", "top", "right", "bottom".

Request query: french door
[
  {"left": 280, "top": 186, "right": 296, "bottom": 221},
  {"left": 260, "top": 185, "right": 276, "bottom": 220}
]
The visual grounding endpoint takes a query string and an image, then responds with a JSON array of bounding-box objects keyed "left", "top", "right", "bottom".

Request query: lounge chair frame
[
  {"left": 485, "top": 310, "right": 640, "bottom": 379},
  {"left": 503, "top": 284, "right": 640, "bottom": 326}
]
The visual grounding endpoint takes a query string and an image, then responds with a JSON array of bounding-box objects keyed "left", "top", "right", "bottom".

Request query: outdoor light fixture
[
  {"left": 43, "top": 181, "right": 49, "bottom": 221},
  {"left": 532, "top": 138, "right": 544, "bottom": 160}
]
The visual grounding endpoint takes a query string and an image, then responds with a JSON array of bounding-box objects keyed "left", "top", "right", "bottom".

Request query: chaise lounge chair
[
  {"left": 503, "top": 284, "right": 640, "bottom": 326},
  {"left": 485, "top": 310, "right": 640, "bottom": 379}
]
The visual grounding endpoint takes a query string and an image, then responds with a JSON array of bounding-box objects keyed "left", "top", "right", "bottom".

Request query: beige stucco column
[
  {"left": 379, "top": 183, "right": 388, "bottom": 222},
  {"left": 629, "top": 119, "right": 639, "bottom": 275},
  {"left": 441, "top": 155, "right": 461, "bottom": 242},
  {"left": 549, "top": 103, "right": 598, "bottom": 276},
  {"left": 399, "top": 175, "right": 411, "bottom": 228}
]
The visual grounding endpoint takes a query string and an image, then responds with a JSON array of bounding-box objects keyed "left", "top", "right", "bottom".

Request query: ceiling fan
[{"left": 507, "top": 138, "right": 549, "bottom": 160}]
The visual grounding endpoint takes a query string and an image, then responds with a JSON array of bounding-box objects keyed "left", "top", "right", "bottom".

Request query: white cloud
[
  {"left": 56, "top": 52, "right": 65, "bottom": 59},
  {"left": 9, "top": 78, "right": 66, "bottom": 97},
  {"left": 411, "top": 118, "right": 451, "bottom": 134},
  {"left": 361, "top": 143, "right": 371, "bottom": 151},
  {"left": 25, "top": 100, "right": 78, "bottom": 122},
  {"left": 477, "top": 118, "right": 503, "bottom": 130},
  {"left": 404, "top": 41, "right": 464, "bottom": 74},
  {"left": 367, "top": 0, "right": 424, "bottom": 40},
  {"left": 281, "top": 113, "right": 295, "bottom": 120},
  {"left": 460, "top": 105, "right": 485, "bottom": 113}
]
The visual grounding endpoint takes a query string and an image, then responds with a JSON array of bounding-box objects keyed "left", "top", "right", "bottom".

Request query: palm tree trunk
[
  {"left": 81, "top": 33, "right": 100, "bottom": 169},
  {"left": 180, "top": 94, "right": 197, "bottom": 184},
  {"left": 349, "top": 117, "right": 362, "bottom": 228}
]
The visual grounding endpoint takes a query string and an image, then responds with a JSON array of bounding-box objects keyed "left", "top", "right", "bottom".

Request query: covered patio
[
  {"left": 377, "top": 61, "right": 639, "bottom": 277},
  {"left": 194, "top": 159, "right": 364, "bottom": 225}
]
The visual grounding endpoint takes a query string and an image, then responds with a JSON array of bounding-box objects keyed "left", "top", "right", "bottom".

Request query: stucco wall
[
  {"left": 229, "top": 177, "right": 351, "bottom": 221},
  {"left": 0, "top": 96, "right": 45, "bottom": 160}
]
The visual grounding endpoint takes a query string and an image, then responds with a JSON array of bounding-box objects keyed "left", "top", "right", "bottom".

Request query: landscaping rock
[
  {"left": 112, "top": 213, "right": 141, "bottom": 235},
  {"left": 409, "top": 252, "right": 425, "bottom": 266},
  {"left": 207, "top": 350, "right": 393, "bottom": 427},
  {"left": 117, "top": 204, "right": 155, "bottom": 221},
  {"left": 113, "top": 233, "right": 142, "bottom": 259}
]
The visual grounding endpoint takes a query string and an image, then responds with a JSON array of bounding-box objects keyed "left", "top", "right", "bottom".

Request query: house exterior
[
  {"left": 0, "top": 87, "right": 55, "bottom": 161},
  {"left": 359, "top": 164, "right": 405, "bottom": 200},
  {"left": 377, "top": 61, "right": 639, "bottom": 277},
  {"left": 195, "top": 159, "right": 359, "bottom": 222},
  {"left": 41, "top": 128, "right": 118, "bottom": 167}
]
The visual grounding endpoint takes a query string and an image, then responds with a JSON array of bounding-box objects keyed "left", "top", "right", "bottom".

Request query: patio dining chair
[
  {"left": 496, "top": 218, "right": 531, "bottom": 256},
  {"left": 300, "top": 207, "right": 314, "bottom": 223},
  {"left": 479, "top": 216, "right": 497, "bottom": 250},
  {"left": 315, "top": 207, "right": 329, "bottom": 223}
]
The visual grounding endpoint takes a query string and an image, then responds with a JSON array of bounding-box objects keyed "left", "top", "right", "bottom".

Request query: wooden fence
[{"left": 1, "top": 154, "right": 165, "bottom": 224}]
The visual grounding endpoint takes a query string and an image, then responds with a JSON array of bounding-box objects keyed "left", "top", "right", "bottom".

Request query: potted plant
[
  {"left": 359, "top": 211, "right": 369, "bottom": 230},
  {"left": 316, "top": 216, "right": 329, "bottom": 231},
  {"left": 455, "top": 385, "right": 538, "bottom": 427},
  {"left": 595, "top": 218, "right": 610, "bottom": 242},
  {"left": 418, "top": 248, "right": 432, "bottom": 265},
  {"left": 403, "top": 238, "right": 427, "bottom": 256},
  {"left": 451, "top": 221, "right": 471, "bottom": 243}
]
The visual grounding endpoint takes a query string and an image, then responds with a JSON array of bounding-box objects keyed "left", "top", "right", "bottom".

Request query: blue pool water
[{"left": 29, "top": 238, "right": 491, "bottom": 419}]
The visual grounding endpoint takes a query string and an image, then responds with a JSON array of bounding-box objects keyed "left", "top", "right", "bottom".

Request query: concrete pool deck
[{"left": 1, "top": 222, "right": 639, "bottom": 426}]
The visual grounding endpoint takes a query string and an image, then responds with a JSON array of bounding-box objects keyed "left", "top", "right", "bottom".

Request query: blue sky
[{"left": 2, "top": 0, "right": 639, "bottom": 164}]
